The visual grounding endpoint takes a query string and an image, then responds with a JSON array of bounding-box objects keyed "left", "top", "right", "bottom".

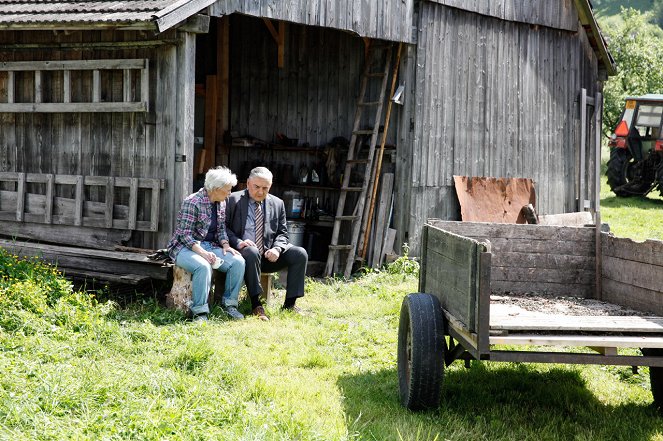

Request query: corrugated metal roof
[{"left": 0, "top": 0, "right": 194, "bottom": 29}]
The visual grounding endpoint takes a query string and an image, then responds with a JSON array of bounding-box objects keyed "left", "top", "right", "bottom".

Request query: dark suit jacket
[{"left": 225, "top": 189, "right": 292, "bottom": 253}]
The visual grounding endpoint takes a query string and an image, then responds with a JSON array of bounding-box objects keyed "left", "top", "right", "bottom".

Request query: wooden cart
[{"left": 398, "top": 220, "right": 663, "bottom": 410}]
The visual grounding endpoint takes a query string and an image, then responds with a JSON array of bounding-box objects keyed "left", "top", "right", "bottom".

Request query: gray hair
[
  {"left": 248, "top": 166, "right": 273, "bottom": 183},
  {"left": 204, "top": 166, "right": 238, "bottom": 190}
]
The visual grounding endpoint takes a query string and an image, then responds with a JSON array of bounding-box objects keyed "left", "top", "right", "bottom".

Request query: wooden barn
[{"left": 0, "top": 0, "right": 614, "bottom": 282}]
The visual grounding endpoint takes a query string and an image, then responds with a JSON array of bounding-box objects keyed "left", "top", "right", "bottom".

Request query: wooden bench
[{"left": 166, "top": 266, "right": 274, "bottom": 311}]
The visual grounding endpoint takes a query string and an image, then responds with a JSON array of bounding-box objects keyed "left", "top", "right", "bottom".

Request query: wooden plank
[
  {"left": 105, "top": 176, "right": 114, "bottom": 228},
  {"left": 370, "top": 172, "right": 393, "bottom": 267},
  {"left": 0, "top": 102, "right": 148, "bottom": 113},
  {"left": 602, "top": 233, "right": 663, "bottom": 266},
  {"left": 479, "top": 237, "right": 594, "bottom": 256},
  {"left": 34, "top": 70, "right": 42, "bottom": 103},
  {"left": 202, "top": 74, "right": 217, "bottom": 173},
  {"left": 602, "top": 255, "right": 663, "bottom": 294},
  {"left": 44, "top": 173, "right": 54, "bottom": 224},
  {"left": 490, "top": 305, "right": 663, "bottom": 333},
  {"left": 123, "top": 69, "right": 131, "bottom": 102},
  {"left": 7, "top": 70, "right": 14, "bottom": 103},
  {"left": 491, "top": 266, "right": 595, "bottom": 285},
  {"left": 0, "top": 222, "right": 131, "bottom": 250},
  {"left": 74, "top": 175, "right": 84, "bottom": 226},
  {"left": 427, "top": 219, "right": 595, "bottom": 242},
  {"left": 0, "top": 59, "right": 148, "bottom": 71},
  {"left": 150, "top": 179, "right": 160, "bottom": 232},
  {"left": 490, "top": 334, "right": 663, "bottom": 349},
  {"left": 63, "top": 70, "right": 71, "bottom": 103},
  {"left": 128, "top": 177, "right": 138, "bottom": 230},
  {"left": 92, "top": 69, "right": 101, "bottom": 103},
  {"left": 61, "top": 268, "right": 150, "bottom": 285},
  {"left": 490, "top": 252, "right": 595, "bottom": 270},
  {"left": 602, "top": 278, "right": 663, "bottom": 317},
  {"left": 491, "top": 280, "right": 593, "bottom": 297},
  {"left": 16, "top": 172, "right": 25, "bottom": 221}
]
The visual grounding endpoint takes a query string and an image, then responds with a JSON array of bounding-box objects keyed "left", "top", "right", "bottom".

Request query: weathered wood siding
[
  {"left": 428, "top": 220, "right": 597, "bottom": 298},
  {"left": 210, "top": 0, "right": 415, "bottom": 43},
  {"left": 0, "top": 30, "right": 191, "bottom": 249},
  {"left": 602, "top": 234, "right": 663, "bottom": 315},
  {"left": 428, "top": 0, "right": 579, "bottom": 32},
  {"left": 396, "top": 2, "right": 601, "bottom": 253}
]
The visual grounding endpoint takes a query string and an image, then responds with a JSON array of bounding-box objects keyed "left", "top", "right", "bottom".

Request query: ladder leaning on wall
[{"left": 324, "top": 41, "right": 394, "bottom": 278}]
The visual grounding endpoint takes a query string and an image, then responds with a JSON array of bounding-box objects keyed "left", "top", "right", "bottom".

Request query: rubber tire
[
  {"left": 606, "top": 148, "right": 634, "bottom": 197},
  {"left": 642, "top": 348, "right": 663, "bottom": 409},
  {"left": 397, "top": 293, "right": 445, "bottom": 410}
]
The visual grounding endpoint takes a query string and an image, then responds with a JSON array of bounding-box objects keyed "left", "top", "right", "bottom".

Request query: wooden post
[
  {"left": 202, "top": 74, "right": 218, "bottom": 173},
  {"left": 217, "top": 16, "right": 230, "bottom": 166}
]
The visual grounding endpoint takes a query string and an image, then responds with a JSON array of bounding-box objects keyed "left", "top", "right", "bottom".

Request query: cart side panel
[
  {"left": 420, "top": 224, "right": 486, "bottom": 332},
  {"left": 602, "top": 233, "right": 663, "bottom": 315},
  {"left": 427, "top": 220, "right": 596, "bottom": 297}
]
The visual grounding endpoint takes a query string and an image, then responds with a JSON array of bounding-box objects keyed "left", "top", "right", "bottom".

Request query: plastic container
[
  {"left": 287, "top": 220, "right": 306, "bottom": 247},
  {"left": 283, "top": 191, "right": 303, "bottom": 218}
]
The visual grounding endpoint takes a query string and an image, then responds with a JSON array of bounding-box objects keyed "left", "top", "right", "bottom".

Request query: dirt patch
[{"left": 490, "top": 292, "right": 653, "bottom": 317}]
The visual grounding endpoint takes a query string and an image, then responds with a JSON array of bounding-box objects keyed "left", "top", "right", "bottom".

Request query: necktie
[{"left": 255, "top": 202, "right": 264, "bottom": 255}]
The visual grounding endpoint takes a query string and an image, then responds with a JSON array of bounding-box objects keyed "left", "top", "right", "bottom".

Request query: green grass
[
  {"left": 600, "top": 170, "right": 663, "bottom": 241},
  {"left": 2, "top": 249, "right": 663, "bottom": 440}
]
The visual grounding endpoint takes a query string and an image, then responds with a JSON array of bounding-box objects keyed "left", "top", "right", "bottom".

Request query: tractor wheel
[
  {"left": 642, "top": 348, "right": 663, "bottom": 409},
  {"left": 606, "top": 148, "right": 636, "bottom": 197},
  {"left": 397, "top": 293, "right": 445, "bottom": 410}
]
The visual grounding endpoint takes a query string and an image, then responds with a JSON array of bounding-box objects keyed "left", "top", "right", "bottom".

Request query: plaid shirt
[{"left": 167, "top": 188, "right": 228, "bottom": 260}]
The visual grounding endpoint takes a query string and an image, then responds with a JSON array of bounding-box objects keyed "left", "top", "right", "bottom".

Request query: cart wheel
[
  {"left": 642, "top": 348, "right": 663, "bottom": 408},
  {"left": 397, "top": 292, "right": 445, "bottom": 410}
]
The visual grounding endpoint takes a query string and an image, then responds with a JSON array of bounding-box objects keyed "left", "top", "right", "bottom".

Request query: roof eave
[
  {"left": 152, "top": 0, "right": 216, "bottom": 32},
  {"left": 574, "top": 0, "right": 616, "bottom": 76}
]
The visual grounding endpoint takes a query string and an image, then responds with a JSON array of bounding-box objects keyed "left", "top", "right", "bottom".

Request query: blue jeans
[{"left": 175, "top": 242, "right": 245, "bottom": 315}]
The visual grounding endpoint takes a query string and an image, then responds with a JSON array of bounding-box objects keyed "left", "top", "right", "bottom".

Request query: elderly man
[{"left": 225, "top": 166, "right": 308, "bottom": 320}]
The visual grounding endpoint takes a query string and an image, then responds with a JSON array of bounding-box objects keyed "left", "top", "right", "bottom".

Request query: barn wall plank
[
  {"left": 406, "top": 2, "right": 601, "bottom": 254},
  {"left": 210, "top": 0, "right": 415, "bottom": 43}
]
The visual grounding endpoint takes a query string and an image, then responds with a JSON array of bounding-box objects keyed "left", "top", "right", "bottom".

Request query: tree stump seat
[{"left": 166, "top": 266, "right": 274, "bottom": 311}]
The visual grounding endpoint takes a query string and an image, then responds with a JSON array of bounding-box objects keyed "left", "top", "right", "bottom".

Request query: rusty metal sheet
[{"left": 453, "top": 176, "right": 536, "bottom": 223}]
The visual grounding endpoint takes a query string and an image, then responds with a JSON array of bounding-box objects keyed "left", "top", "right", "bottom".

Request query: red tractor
[{"left": 607, "top": 94, "right": 663, "bottom": 197}]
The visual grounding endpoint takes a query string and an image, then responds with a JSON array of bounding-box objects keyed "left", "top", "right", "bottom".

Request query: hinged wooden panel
[
  {"left": 0, "top": 59, "right": 149, "bottom": 113},
  {"left": 0, "top": 172, "right": 164, "bottom": 232}
]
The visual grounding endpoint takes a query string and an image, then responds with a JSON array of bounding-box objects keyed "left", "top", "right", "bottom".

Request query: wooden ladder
[{"left": 324, "top": 41, "right": 393, "bottom": 278}]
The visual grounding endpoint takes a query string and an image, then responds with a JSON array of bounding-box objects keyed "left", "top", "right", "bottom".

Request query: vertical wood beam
[
  {"left": 141, "top": 60, "right": 150, "bottom": 111},
  {"left": 217, "top": 16, "right": 230, "bottom": 166},
  {"left": 105, "top": 176, "right": 115, "bottom": 228},
  {"left": 278, "top": 21, "right": 285, "bottom": 68},
  {"left": 202, "top": 74, "right": 217, "bottom": 173},
  {"left": 74, "top": 175, "right": 84, "bottom": 226},
  {"left": 150, "top": 179, "right": 160, "bottom": 231},
  {"left": 7, "top": 71, "right": 14, "bottom": 103},
  {"left": 123, "top": 69, "right": 131, "bottom": 102},
  {"left": 92, "top": 70, "right": 101, "bottom": 102},
  {"left": 63, "top": 70, "right": 71, "bottom": 103},
  {"left": 579, "top": 88, "right": 587, "bottom": 211},
  {"left": 262, "top": 18, "right": 285, "bottom": 68},
  {"left": 45, "top": 173, "right": 54, "bottom": 224},
  {"left": 594, "top": 92, "right": 603, "bottom": 301},
  {"left": 34, "top": 70, "right": 42, "bottom": 103},
  {"left": 128, "top": 177, "right": 138, "bottom": 230},
  {"left": 16, "top": 172, "right": 25, "bottom": 221}
]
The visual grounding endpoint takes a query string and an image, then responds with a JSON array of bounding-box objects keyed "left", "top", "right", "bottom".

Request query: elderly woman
[{"left": 167, "top": 166, "right": 245, "bottom": 321}]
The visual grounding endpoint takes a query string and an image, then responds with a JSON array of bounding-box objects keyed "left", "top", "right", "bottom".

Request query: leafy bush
[
  {"left": 385, "top": 243, "right": 419, "bottom": 277},
  {"left": 0, "top": 247, "right": 113, "bottom": 334}
]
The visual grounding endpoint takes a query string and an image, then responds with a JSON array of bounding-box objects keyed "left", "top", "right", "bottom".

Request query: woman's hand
[{"left": 222, "top": 244, "right": 240, "bottom": 256}]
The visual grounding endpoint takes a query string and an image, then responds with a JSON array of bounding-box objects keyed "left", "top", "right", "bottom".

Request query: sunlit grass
[{"left": 1, "top": 248, "right": 663, "bottom": 440}]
